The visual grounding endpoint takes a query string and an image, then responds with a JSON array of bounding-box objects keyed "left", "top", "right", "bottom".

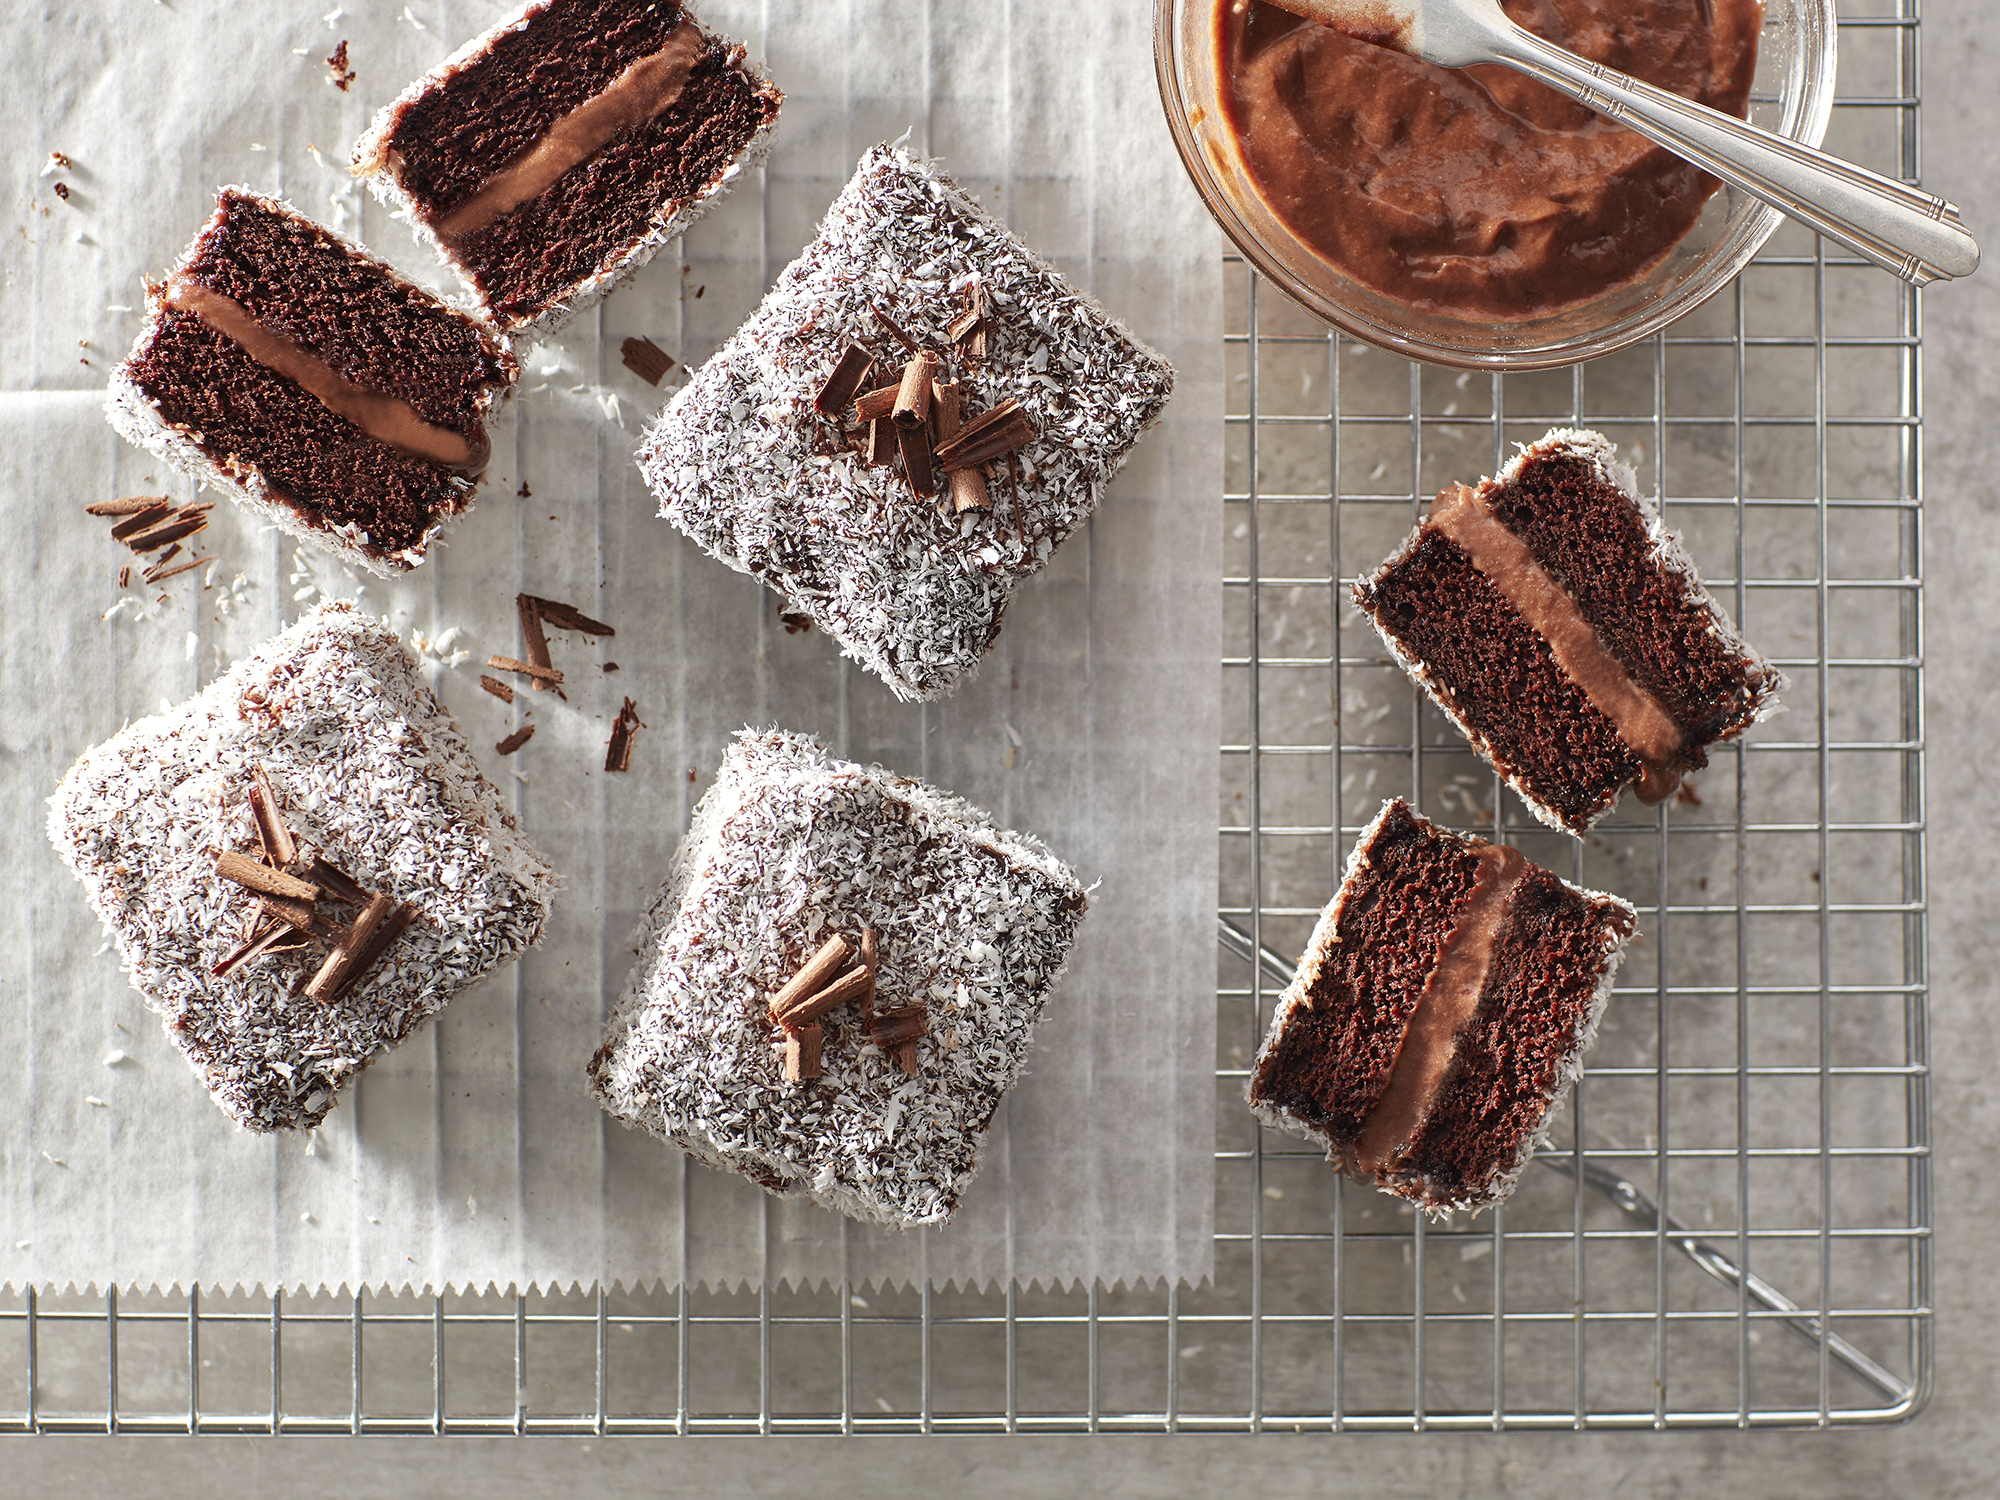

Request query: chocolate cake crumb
[{"left": 326, "top": 40, "right": 355, "bottom": 92}]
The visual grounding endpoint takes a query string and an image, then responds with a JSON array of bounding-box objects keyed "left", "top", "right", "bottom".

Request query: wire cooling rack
[{"left": 1, "top": 4, "right": 1931, "bottom": 1436}]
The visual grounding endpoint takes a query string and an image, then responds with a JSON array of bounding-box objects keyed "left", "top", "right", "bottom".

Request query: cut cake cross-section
[{"left": 1248, "top": 799, "right": 1636, "bottom": 1215}]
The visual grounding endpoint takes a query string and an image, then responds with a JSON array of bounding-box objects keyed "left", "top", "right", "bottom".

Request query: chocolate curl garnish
[
  {"left": 897, "top": 423, "right": 935, "bottom": 497},
  {"left": 936, "top": 399, "right": 1037, "bottom": 472},
  {"left": 321, "top": 901, "right": 419, "bottom": 1007},
  {"left": 870, "top": 303, "right": 918, "bottom": 355},
  {"left": 620, "top": 336, "right": 675, "bottom": 387},
  {"left": 496, "top": 724, "right": 535, "bottom": 756},
  {"left": 932, "top": 380, "right": 990, "bottom": 513},
  {"left": 480, "top": 674, "right": 516, "bottom": 703},
  {"left": 768, "top": 933, "right": 854, "bottom": 1022},
  {"left": 784, "top": 1024, "right": 824, "bottom": 1082},
  {"left": 605, "top": 696, "right": 643, "bottom": 773},
  {"left": 248, "top": 767, "right": 298, "bottom": 869},
  {"left": 212, "top": 912, "right": 293, "bottom": 978},
  {"left": 814, "top": 344, "right": 875, "bottom": 418},
  {"left": 304, "top": 890, "right": 394, "bottom": 1004},
  {"left": 947, "top": 282, "right": 986, "bottom": 345},
  {"left": 772, "top": 961, "right": 873, "bottom": 1030},
  {"left": 215, "top": 849, "right": 319, "bottom": 904},
  {"left": 87, "top": 495, "right": 169, "bottom": 517},
  {"left": 891, "top": 352, "right": 938, "bottom": 429},
  {"left": 516, "top": 595, "right": 556, "bottom": 694},
  {"left": 854, "top": 383, "right": 899, "bottom": 424},
  {"left": 108, "top": 502, "right": 174, "bottom": 542},
  {"left": 871, "top": 1005, "right": 928, "bottom": 1075},
  {"left": 486, "top": 655, "right": 564, "bottom": 686},
  {"left": 865, "top": 416, "right": 896, "bottom": 467},
  {"left": 307, "top": 857, "right": 373, "bottom": 908},
  {"left": 124, "top": 512, "right": 210, "bottom": 554},
  {"left": 143, "top": 554, "right": 204, "bottom": 586},
  {"left": 523, "top": 595, "right": 615, "bottom": 637},
  {"left": 857, "top": 927, "right": 879, "bottom": 1023}
]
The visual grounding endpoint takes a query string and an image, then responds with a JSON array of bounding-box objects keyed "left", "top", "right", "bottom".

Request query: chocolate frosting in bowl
[{"left": 1216, "top": 0, "right": 1763, "bottom": 318}]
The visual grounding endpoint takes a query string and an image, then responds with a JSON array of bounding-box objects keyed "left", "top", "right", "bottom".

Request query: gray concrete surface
[{"left": 10, "top": 3, "right": 2000, "bottom": 1494}]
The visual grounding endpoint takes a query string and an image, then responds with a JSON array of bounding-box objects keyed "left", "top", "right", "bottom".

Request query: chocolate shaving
[
  {"left": 932, "top": 381, "right": 989, "bottom": 511},
  {"left": 853, "top": 383, "right": 900, "bottom": 424},
  {"left": 768, "top": 933, "right": 854, "bottom": 1021},
  {"left": 479, "top": 674, "right": 516, "bottom": 704},
  {"left": 124, "top": 513, "right": 209, "bottom": 554},
  {"left": 248, "top": 767, "right": 298, "bottom": 869},
  {"left": 771, "top": 961, "right": 872, "bottom": 1030},
  {"left": 947, "top": 281, "right": 987, "bottom": 344},
  {"left": 321, "top": 901, "right": 419, "bottom": 1007},
  {"left": 870, "top": 302, "right": 918, "bottom": 355},
  {"left": 891, "top": 352, "right": 939, "bottom": 429},
  {"left": 215, "top": 849, "right": 318, "bottom": 903},
  {"left": 813, "top": 343, "right": 875, "bottom": 418},
  {"left": 857, "top": 928, "right": 879, "bottom": 1021},
  {"left": 515, "top": 595, "right": 556, "bottom": 694},
  {"left": 211, "top": 912, "right": 293, "bottom": 977},
  {"left": 897, "top": 422, "right": 935, "bottom": 496},
  {"left": 304, "top": 891, "right": 394, "bottom": 1004},
  {"left": 620, "top": 335, "right": 675, "bottom": 386},
  {"left": 117, "top": 566, "right": 130, "bottom": 590},
  {"left": 108, "top": 502, "right": 174, "bottom": 541},
  {"left": 783, "top": 1024, "right": 824, "bottom": 1083},
  {"left": 486, "top": 655, "right": 563, "bottom": 685},
  {"left": 523, "top": 595, "right": 615, "bottom": 637},
  {"left": 307, "top": 858, "right": 373, "bottom": 908},
  {"left": 870, "top": 1005, "right": 928, "bottom": 1047},
  {"left": 605, "top": 697, "right": 643, "bottom": 773},
  {"left": 88, "top": 495, "right": 169, "bottom": 517},
  {"left": 142, "top": 553, "right": 205, "bottom": 585},
  {"left": 865, "top": 416, "right": 896, "bottom": 467},
  {"left": 496, "top": 724, "right": 535, "bottom": 756},
  {"left": 936, "top": 400, "right": 1037, "bottom": 471}
]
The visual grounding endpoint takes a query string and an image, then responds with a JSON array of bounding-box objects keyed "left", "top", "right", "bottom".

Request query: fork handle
[{"left": 1492, "top": 23, "right": 1978, "bottom": 285}]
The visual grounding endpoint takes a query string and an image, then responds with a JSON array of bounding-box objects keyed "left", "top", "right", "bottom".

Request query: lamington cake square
[
  {"left": 637, "top": 144, "right": 1176, "bottom": 702},
  {"left": 1248, "top": 800, "right": 1636, "bottom": 1214},
  {"left": 46, "top": 601, "right": 558, "bottom": 1132},
  {"left": 353, "top": 0, "right": 782, "bottom": 335},
  {"left": 107, "top": 188, "right": 518, "bottom": 576},
  {"left": 1353, "top": 429, "right": 1783, "bottom": 834},
  {"left": 588, "top": 730, "right": 1088, "bottom": 1227}
]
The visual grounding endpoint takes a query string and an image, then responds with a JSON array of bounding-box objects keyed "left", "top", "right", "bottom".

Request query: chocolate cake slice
[
  {"left": 638, "top": 145, "right": 1176, "bottom": 702},
  {"left": 588, "top": 730, "right": 1088, "bottom": 1227},
  {"left": 1248, "top": 800, "right": 1635, "bottom": 1214},
  {"left": 106, "top": 189, "right": 518, "bottom": 576},
  {"left": 1354, "top": 429, "right": 1783, "bottom": 834},
  {"left": 46, "top": 601, "right": 558, "bottom": 1131},
  {"left": 353, "top": 0, "right": 782, "bottom": 335}
]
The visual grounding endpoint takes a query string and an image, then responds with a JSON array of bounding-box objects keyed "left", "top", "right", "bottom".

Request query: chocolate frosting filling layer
[
  {"left": 1429, "top": 481, "right": 1683, "bottom": 797},
  {"left": 161, "top": 275, "right": 488, "bottom": 473},
  {"left": 432, "top": 20, "right": 706, "bottom": 241},
  {"left": 1351, "top": 842, "right": 1528, "bottom": 1176}
]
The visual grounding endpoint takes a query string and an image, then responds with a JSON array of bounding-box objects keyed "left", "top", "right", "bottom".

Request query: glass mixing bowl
[{"left": 1155, "top": 0, "right": 1837, "bottom": 370}]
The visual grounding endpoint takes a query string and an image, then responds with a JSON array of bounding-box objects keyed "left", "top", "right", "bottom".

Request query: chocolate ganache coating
[{"left": 1218, "top": 0, "right": 1763, "bottom": 317}]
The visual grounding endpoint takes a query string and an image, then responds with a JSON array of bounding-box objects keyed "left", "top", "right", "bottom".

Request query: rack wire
[{"left": 0, "top": 1, "right": 1931, "bottom": 1436}]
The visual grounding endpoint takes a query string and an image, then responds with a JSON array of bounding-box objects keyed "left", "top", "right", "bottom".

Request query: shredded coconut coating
[
  {"left": 45, "top": 601, "right": 558, "bottom": 1132},
  {"left": 351, "top": 1, "right": 782, "bottom": 341},
  {"left": 102, "top": 188, "right": 519, "bottom": 578},
  {"left": 588, "top": 730, "right": 1088, "bottom": 1228},
  {"left": 637, "top": 145, "right": 1176, "bottom": 701},
  {"left": 1356, "top": 428, "right": 1788, "bottom": 835}
]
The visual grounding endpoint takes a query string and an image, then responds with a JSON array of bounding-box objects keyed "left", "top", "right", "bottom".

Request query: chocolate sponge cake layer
[
  {"left": 1249, "top": 801, "right": 1481, "bottom": 1143},
  {"left": 123, "top": 312, "right": 468, "bottom": 557},
  {"left": 1249, "top": 801, "right": 1635, "bottom": 1215},
  {"left": 1361, "top": 528, "right": 1642, "bottom": 832},
  {"left": 385, "top": 0, "right": 688, "bottom": 210},
  {"left": 1390, "top": 867, "right": 1636, "bottom": 1207},
  {"left": 451, "top": 45, "right": 776, "bottom": 325},
  {"left": 1485, "top": 447, "right": 1776, "bottom": 751}
]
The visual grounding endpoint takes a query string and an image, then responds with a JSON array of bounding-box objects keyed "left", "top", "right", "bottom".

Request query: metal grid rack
[{"left": 1, "top": 2, "right": 1930, "bottom": 1436}]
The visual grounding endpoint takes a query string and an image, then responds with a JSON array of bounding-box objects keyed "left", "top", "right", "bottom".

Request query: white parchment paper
[{"left": 0, "top": 0, "right": 1221, "bottom": 1293}]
